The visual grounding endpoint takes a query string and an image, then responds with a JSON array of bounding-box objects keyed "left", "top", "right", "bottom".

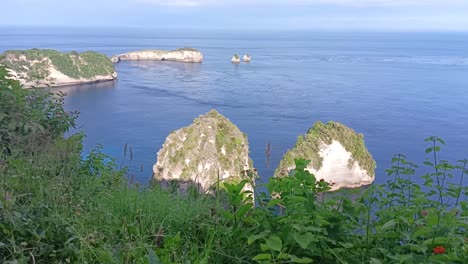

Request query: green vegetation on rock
[
  {"left": 155, "top": 109, "right": 252, "bottom": 188},
  {"left": 175, "top": 47, "right": 200, "bottom": 52},
  {"left": 277, "top": 121, "right": 376, "bottom": 177},
  {"left": 0, "top": 49, "right": 115, "bottom": 81}
]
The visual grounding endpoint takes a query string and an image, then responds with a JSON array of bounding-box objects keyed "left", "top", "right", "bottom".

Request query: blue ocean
[{"left": 1, "top": 27, "right": 467, "bottom": 184}]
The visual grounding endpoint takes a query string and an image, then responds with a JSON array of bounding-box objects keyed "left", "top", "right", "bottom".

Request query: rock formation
[
  {"left": 231, "top": 54, "right": 240, "bottom": 63},
  {"left": 153, "top": 110, "right": 254, "bottom": 194},
  {"left": 275, "top": 121, "right": 376, "bottom": 191},
  {"left": 111, "top": 48, "right": 203, "bottom": 63},
  {"left": 243, "top": 54, "right": 251, "bottom": 62},
  {"left": 0, "top": 49, "right": 117, "bottom": 88}
]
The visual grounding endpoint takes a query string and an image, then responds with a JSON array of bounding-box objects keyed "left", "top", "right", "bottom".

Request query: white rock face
[
  {"left": 284, "top": 140, "right": 373, "bottom": 191},
  {"left": 7, "top": 65, "right": 117, "bottom": 88},
  {"left": 153, "top": 110, "right": 254, "bottom": 194},
  {"left": 275, "top": 121, "right": 376, "bottom": 191},
  {"left": 111, "top": 48, "right": 203, "bottom": 63},
  {"left": 17, "top": 64, "right": 116, "bottom": 88},
  {"left": 243, "top": 54, "right": 251, "bottom": 62},
  {"left": 231, "top": 55, "right": 240, "bottom": 63}
]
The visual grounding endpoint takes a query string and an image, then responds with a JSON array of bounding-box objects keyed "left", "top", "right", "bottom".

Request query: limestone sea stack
[
  {"left": 153, "top": 109, "right": 254, "bottom": 194},
  {"left": 243, "top": 54, "right": 251, "bottom": 62},
  {"left": 111, "top": 48, "right": 203, "bottom": 63},
  {"left": 0, "top": 49, "right": 117, "bottom": 88},
  {"left": 275, "top": 121, "right": 376, "bottom": 191},
  {"left": 231, "top": 54, "right": 240, "bottom": 63}
]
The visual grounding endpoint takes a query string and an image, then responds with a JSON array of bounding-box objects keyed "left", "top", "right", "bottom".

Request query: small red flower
[
  {"left": 421, "top": 210, "right": 428, "bottom": 217},
  {"left": 433, "top": 246, "right": 445, "bottom": 255}
]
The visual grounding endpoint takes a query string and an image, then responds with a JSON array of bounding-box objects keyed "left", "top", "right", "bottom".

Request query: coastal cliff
[
  {"left": 111, "top": 48, "right": 203, "bottom": 63},
  {"left": 153, "top": 110, "right": 254, "bottom": 194},
  {"left": 0, "top": 49, "right": 116, "bottom": 88},
  {"left": 275, "top": 121, "right": 376, "bottom": 191}
]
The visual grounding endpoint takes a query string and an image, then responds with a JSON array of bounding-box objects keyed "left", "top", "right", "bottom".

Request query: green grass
[
  {"left": 276, "top": 121, "right": 376, "bottom": 177},
  {"left": 0, "top": 49, "right": 115, "bottom": 80}
]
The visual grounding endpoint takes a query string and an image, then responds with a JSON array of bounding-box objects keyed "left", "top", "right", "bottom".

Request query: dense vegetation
[
  {"left": 276, "top": 121, "right": 376, "bottom": 177},
  {"left": 0, "top": 49, "right": 115, "bottom": 81},
  {"left": 1, "top": 66, "right": 467, "bottom": 263}
]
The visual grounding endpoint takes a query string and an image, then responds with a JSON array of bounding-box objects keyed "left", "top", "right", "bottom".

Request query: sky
[{"left": 2, "top": 0, "right": 468, "bottom": 31}]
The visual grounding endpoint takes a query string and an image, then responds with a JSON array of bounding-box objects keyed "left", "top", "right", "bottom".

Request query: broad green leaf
[
  {"left": 266, "top": 236, "right": 283, "bottom": 252},
  {"left": 290, "top": 255, "right": 313, "bottom": 263},
  {"left": 370, "top": 258, "right": 383, "bottom": 264},
  {"left": 408, "top": 243, "right": 428, "bottom": 253},
  {"left": 379, "top": 219, "right": 397, "bottom": 232},
  {"left": 277, "top": 253, "right": 290, "bottom": 259},
  {"left": 248, "top": 233, "right": 267, "bottom": 245},
  {"left": 293, "top": 232, "right": 314, "bottom": 249},
  {"left": 338, "top": 242, "right": 354, "bottom": 249},
  {"left": 235, "top": 203, "right": 253, "bottom": 219},
  {"left": 267, "top": 199, "right": 281, "bottom": 207},
  {"left": 253, "top": 254, "right": 272, "bottom": 261},
  {"left": 220, "top": 210, "right": 233, "bottom": 220},
  {"left": 412, "top": 226, "right": 431, "bottom": 239}
]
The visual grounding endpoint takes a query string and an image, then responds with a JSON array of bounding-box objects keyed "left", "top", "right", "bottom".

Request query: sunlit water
[{"left": 1, "top": 27, "right": 468, "bottom": 185}]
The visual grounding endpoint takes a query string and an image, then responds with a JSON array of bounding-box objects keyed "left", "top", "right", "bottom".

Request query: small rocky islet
[
  {"left": 111, "top": 48, "right": 203, "bottom": 63},
  {"left": 152, "top": 109, "right": 376, "bottom": 193},
  {"left": 275, "top": 121, "right": 376, "bottom": 191},
  {"left": 0, "top": 48, "right": 375, "bottom": 192},
  {"left": 153, "top": 109, "right": 254, "bottom": 194}
]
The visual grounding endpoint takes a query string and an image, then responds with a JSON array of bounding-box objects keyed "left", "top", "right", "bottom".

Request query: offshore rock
[
  {"left": 153, "top": 110, "right": 254, "bottom": 194},
  {"left": 275, "top": 121, "right": 376, "bottom": 191},
  {"left": 231, "top": 55, "right": 240, "bottom": 63},
  {"left": 111, "top": 48, "right": 203, "bottom": 63}
]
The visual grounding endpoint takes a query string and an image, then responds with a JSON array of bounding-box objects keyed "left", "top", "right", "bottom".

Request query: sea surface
[{"left": 1, "top": 27, "right": 467, "bottom": 185}]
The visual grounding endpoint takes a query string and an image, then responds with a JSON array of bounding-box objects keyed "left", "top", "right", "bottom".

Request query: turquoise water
[{"left": 1, "top": 27, "right": 468, "bottom": 184}]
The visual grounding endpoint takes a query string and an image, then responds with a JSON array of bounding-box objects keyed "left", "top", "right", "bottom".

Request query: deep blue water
[{"left": 1, "top": 27, "right": 468, "bottom": 185}]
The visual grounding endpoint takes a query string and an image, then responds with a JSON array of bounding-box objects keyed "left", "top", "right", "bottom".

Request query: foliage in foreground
[{"left": 1, "top": 67, "right": 467, "bottom": 263}]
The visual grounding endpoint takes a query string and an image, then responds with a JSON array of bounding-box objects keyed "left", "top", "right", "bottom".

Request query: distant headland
[{"left": 0, "top": 49, "right": 117, "bottom": 88}]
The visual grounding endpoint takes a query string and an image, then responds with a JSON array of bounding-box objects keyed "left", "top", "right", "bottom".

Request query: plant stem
[{"left": 455, "top": 160, "right": 467, "bottom": 207}]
